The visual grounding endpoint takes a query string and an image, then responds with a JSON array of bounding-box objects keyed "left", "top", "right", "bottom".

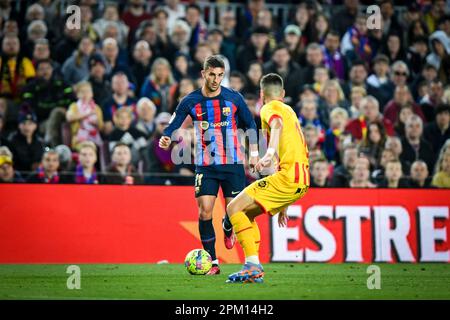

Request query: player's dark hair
[
  {"left": 260, "top": 73, "right": 284, "bottom": 90},
  {"left": 203, "top": 55, "right": 225, "bottom": 70}
]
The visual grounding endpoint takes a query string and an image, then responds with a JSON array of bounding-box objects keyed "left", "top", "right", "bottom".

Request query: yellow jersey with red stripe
[{"left": 260, "top": 99, "right": 310, "bottom": 185}]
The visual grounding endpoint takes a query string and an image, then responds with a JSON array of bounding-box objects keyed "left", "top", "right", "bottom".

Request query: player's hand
[
  {"left": 249, "top": 155, "right": 259, "bottom": 173},
  {"left": 255, "top": 153, "right": 272, "bottom": 173},
  {"left": 159, "top": 136, "right": 171, "bottom": 150},
  {"left": 278, "top": 208, "right": 288, "bottom": 228}
]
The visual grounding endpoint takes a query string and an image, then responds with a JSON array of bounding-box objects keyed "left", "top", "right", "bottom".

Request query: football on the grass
[{"left": 184, "top": 249, "right": 212, "bottom": 275}]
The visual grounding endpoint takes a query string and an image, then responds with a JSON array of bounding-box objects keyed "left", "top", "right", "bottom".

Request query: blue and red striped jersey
[{"left": 163, "top": 86, "right": 257, "bottom": 171}]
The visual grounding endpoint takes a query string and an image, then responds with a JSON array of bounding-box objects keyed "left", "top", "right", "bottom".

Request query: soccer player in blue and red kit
[{"left": 159, "top": 55, "right": 258, "bottom": 275}]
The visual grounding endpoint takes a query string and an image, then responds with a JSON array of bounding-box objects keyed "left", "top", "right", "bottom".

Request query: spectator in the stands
[
  {"left": 130, "top": 40, "right": 153, "bottom": 95},
  {"left": 380, "top": 32, "right": 407, "bottom": 64},
  {"left": 184, "top": 3, "right": 208, "bottom": 49},
  {"left": 135, "top": 97, "right": 157, "bottom": 139},
  {"left": 312, "top": 66, "right": 329, "bottom": 96},
  {"left": 255, "top": 8, "right": 277, "bottom": 50},
  {"left": 55, "top": 144, "right": 73, "bottom": 172},
  {"left": 207, "top": 27, "right": 236, "bottom": 71},
  {"left": 188, "top": 43, "right": 214, "bottom": 80},
  {"left": 330, "top": 0, "right": 359, "bottom": 37},
  {"left": 74, "top": 141, "right": 99, "bottom": 184},
  {"left": 145, "top": 111, "right": 176, "bottom": 184},
  {"left": 349, "top": 156, "right": 376, "bottom": 188},
  {"left": 236, "top": 26, "right": 272, "bottom": 73},
  {"left": 243, "top": 61, "right": 263, "bottom": 96},
  {"left": 424, "top": 104, "right": 450, "bottom": 154},
  {"left": 301, "top": 42, "right": 324, "bottom": 85},
  {"left": 366, "top": 54, "right": 394, "bottom": 108},
  {"left": 359, "top": 120, "right": 387, "bottom": 169},
  {"left": 0, "top": 34, "right": 36, "bottom": 102},
  {"left": 92, "top": 2, "right": 129, "bottom": 46},
  {"left": 342, "top": 61, "right": 368, "bottom": 99},
  {"left": 311, "top": 13, "right": 329, "bottom": 45},
  {"left": 384, "top": 85, "right": 425, "bottom": 124},
  {"left": 229, "top": 71, "right": 246, "bottom": 93},
  {"left": 407, "top": 36, "right": 429, "bottom": 77},
  {"left": 322, "top": 30, "right": 346, "bottom": 81},
  {"left": 283, "top": 24, "right": 302, "bottom": 65},
  {"left": 394, "top": 103, "right": 416, "bottom": 137},
  {"left": 169, "top": 77, "right": 196, "bottom": 113},
  {"left": 22, "top": 59, "right": 75, "bottom": 146},
  {"left": 330, "top": 143, "right": 358, "bottom": 187},
  {"left": 101, "top": 37, "right": 131, "bottom": 81},
  {"left": 298, "top": 98, "right": 323, "bottom": 134},
  {"left": 172, "top": 53, "right": 190, "bottom": 82},
  {"left": 121, "top": 0, "right": 152, "bottom": 45},
  {"left": 431, "top": 141, "right": 450, "bottom": 188},
  {"left": 323, "top": 107, "right": 348, "bottom": 165},
  {"left": 102, "top": 72, "right": 137, "bottom": 135},
  {"left": 0, "top": 147, "right": 24, "bottom": 183},
  {"left": 341, "top": 13, "right": 372, "bottom": 66},
  {"left": 23, "top": 20, "right": 48, "bottom": 59},
  {"left": 318, "top": 79, "right": 350, "bottom": 128},
  {"left": 165, "top": 19, "right": 191, "bottom": 65},
  {"left": 86, "top": 53, "right": 111, "bottom": 107},
  {"left": 9, "top": 108, "right": 44, "bottom": 172},
  {"left": 27, "top": 148, "right": 69, "bottom": 184},
  {"left": 304, "top": 124, "right": 322, "bottom": 154},
  {"left": 389, "top": 60, "right": 411, "bottom": 89},
  {"left": 236, "top": 0, "right": 267, "bottom": 40},
  {"left": 372, "top": 147, "right": 397, "bottom": 181},
  {"left": 348, "top": 86, "right": 367, "bottom": 119},
  {"left": 385, "top": 135, "right": 402, "bottom": 159},
  {"left": 310, "top": 157, "right": 331, "bottom": 187},
  {"left": 153, "top": 7, "right": 170, "bottom": 49},
  {"left": 66, "top": 81, "right": 104, "bottom": 151},
  {"left": 52, "top": 24, "right": 83, "bottom": 65},
  {"left": 140, "top": 57, "right": 177, "bottom": 113},
  {"left": 420, "top": 80, "right": 446, "bottom": 122},
  {"left": 424, "top": 1, "right": 447, "bottom": 34},
  {"left": 163, "top": 0, "right": 186, "bottom": 31},
  {"left": 377, "top": 159, "right": 410, "bottom": 188},
  {"left": 102, "top": 142, "right": 143, "bottom": 185},
  {"left": 31, "top": 39, "right": 60, "bottom": 75},
  {"left": 108, "top": 107, "right": 146, "bottom": 165},
  {"left": 410, "top": 160, "right": 432, "bottom": 188},
  {"left": 427, "top": 31, "right": 450, "bottom": 84},
  {"left": 263, "top": 45, "right": 303, "bottom": 105},
  {"left": 61, "top": 36, "right": 95, "bottom": 86},
  {"left": 400, "top": 114, "right": 435, "bottom": 173}
]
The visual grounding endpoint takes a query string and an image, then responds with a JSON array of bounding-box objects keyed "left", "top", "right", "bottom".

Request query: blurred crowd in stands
[{"left": 0, "top": 0, "right": 449, "bottom": 188}]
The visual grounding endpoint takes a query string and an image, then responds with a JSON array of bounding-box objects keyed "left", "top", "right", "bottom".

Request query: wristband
[
  {"left": 267, "top": 148, "right": 275, "bottom": 156},
  {"left": 250, "top": 151, "right": 259, "bottom": 157}
]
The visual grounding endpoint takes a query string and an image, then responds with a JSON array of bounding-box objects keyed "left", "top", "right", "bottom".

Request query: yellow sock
[
  {"left": 229, "top": 211, "right": 257, "bottom": 258},
  {"left": 251, "top": 220, "right": 261, "bottom": 255}
]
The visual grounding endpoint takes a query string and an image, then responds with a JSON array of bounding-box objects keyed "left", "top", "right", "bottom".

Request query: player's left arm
[
  {"left": 255, "top": 116, "right": 283, "bottom": 172},
  {"left": 235, "top": 93, "right": 259, "bottom": 169}
]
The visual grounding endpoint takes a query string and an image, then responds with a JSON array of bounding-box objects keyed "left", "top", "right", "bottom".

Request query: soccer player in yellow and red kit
[{"left": 226, "top": 73, "right": 310, "bottom": 283}]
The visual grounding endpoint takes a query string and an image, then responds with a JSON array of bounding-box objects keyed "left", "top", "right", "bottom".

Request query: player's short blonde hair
[{"left": 260, "top": 73, "right": 284, "bottom": 98}]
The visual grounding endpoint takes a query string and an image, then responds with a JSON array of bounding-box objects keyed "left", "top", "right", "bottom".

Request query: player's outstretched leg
[
  {"left": 197, "top": 196, "right": 220, "bottom": 275},
  {"left": 226, "top": 192, "right": 264, "bottom": 283},
  {"left": 222, "top": 214, "right": 236, "bottom": 249}
]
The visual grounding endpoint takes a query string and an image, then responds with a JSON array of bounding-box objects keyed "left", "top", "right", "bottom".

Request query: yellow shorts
[{"left": 244, "top": 172, "right": 309, "bottom": 216}]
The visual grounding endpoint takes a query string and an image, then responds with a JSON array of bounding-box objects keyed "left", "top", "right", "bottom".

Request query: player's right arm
[
  {"left": 256, "top": 116, "right": 283, "bottom": 172},
  {"left": 159, "top": 98, "right": 191, "bottom": 150}
]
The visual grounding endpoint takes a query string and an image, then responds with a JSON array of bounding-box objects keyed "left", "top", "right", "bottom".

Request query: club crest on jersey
[
  {"left": 257, "top": 180, "right": 269, "bottom": 189},
  {"left": 222, "top": 107, "right": 231, "bottom": 116}
]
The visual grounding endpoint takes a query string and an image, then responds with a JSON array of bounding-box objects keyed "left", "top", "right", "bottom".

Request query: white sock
[
  {"left": 245, "top": 255, "right": 260, "bottom": 265},
  {"left": 212, "top": 259, "right": 219, "bottom": 265}
]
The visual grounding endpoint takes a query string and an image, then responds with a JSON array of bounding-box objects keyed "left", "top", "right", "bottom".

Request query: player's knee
[{"left": 198, "top": 209, "right": 213, "bottom": 220}]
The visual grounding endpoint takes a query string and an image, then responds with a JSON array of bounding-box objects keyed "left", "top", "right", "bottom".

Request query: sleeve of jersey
[
  {"left": 261, "top": 104, "right": 283, "bottom": 128},
  {"left": 236, "top": 93, "right": 258, "bottom": 144},
  {"left": 162, "top": 98, "right": 190, "bottom": 138}
]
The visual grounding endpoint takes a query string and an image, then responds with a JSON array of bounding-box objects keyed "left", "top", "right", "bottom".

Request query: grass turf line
[{"left": 0, "top": 263, "right": 449, "bottom": 300}]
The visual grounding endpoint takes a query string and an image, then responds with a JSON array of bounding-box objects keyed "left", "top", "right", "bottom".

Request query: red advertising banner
[{"left": 0, "top": 185, "right": 448, "bottom": 263}]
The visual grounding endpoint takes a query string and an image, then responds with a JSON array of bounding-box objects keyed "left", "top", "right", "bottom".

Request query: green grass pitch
[{"left": 0, "top": 263, "right": 449, "bottom": 300}]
